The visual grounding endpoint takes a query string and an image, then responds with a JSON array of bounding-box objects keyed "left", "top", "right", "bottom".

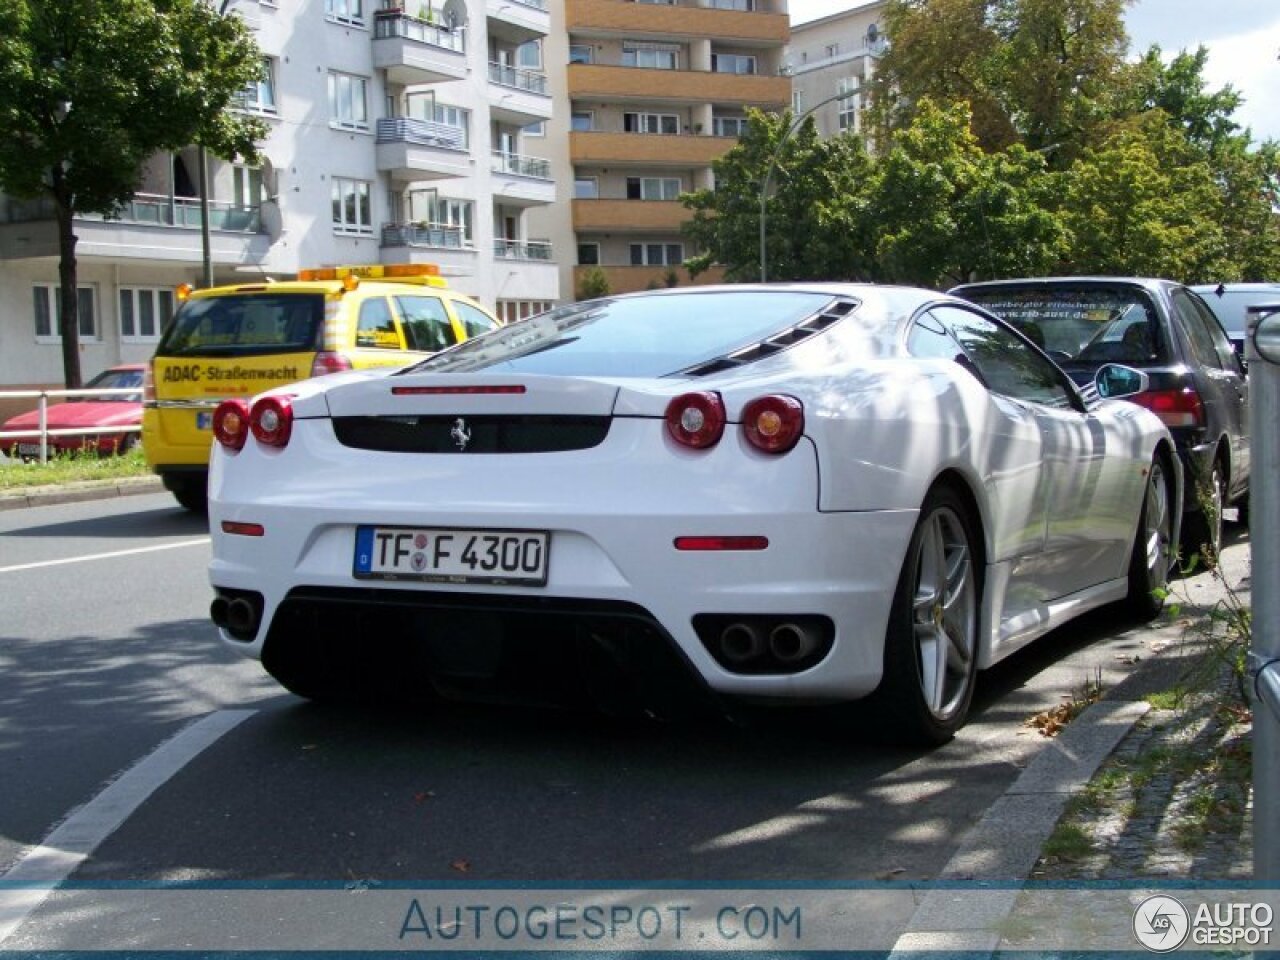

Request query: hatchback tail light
[
  {"left": 311, "top": 351, "right": 353, "bottom": 378},
  {"left": 742, "top": 395, "right": 805, "bottom": 453},
  {"left": 1130, "top": 387, "right": 1205, "bottom": 429},
  {"left": 250, "top": 396, "right": 294, "bottom": 448},
  {"left": 665, "top": 392, "right": 726, "bottom": 449},
  {"left": 213, "top": 399, "right": 251, "bottom": 450},
  {"left": 143, "top": 362, "right": 156, "bottom": 403}
]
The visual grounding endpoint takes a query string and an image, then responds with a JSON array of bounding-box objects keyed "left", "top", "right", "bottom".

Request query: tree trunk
[{"left": 53, "top": 173, "right": 82, "bottom": 390}]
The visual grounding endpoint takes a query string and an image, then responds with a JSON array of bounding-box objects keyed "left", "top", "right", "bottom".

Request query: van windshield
[{"left": 156, "top": 294, "right": 325, "bottom": 357}]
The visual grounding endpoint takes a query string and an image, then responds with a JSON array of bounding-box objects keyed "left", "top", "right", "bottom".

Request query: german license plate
[
  {"left": 354, "top": 526, "right": 549, "bottom": 586},
  {"left": 18, "top": 443, "right": 43, "bottom": 457},
  {"left": 196, "top": 412, "right": 212, "bottom": 430}
]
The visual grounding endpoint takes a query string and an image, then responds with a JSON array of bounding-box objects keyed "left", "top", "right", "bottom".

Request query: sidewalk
[{"left": 0, "top": 474, "right": 163, "bottom": 511}]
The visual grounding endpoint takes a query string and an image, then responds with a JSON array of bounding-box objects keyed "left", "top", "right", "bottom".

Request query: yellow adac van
[{"left": 143, "top": 263, "right": 500, "bottom": 511}]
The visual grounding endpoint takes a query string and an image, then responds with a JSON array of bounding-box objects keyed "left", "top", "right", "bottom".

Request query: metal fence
[{"left": 0, "top": 388, "right": 141, "bottom": 464}]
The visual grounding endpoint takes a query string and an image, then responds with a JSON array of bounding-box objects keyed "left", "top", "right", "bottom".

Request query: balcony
[
  {"left": 490, "top": 152, "right": 556, "bottom": 206},
  {"left": 488, "top": 62, "right": 553, "bottom": 125},
  {"left": 570, "top": 131, "right": 734, "bottom": 167},
  {"left": 567, "top": 64, "right": 789, "bottom": 109},
  {"left": 380, "top": 222, "right": 477, "bottom": 276},
  {"left": 372, "top": 12, "right": 468, "bottom": 86},
  {"left": 494, "top": 239, "right": 553, "bottom": 261},
  {"left": 566, "top": 0, "right": 788, "bottom": 46},
  {"left": 375, "top": 118, "right": 471, "bottom": 182},
  {"left": 573, "top": 264, "right": 727, "bottom": 297},
  {"left": 486, "top": 0, "right": 549, "bottom": 45},
  {"left": 0, "top": 193, "right": 269, "bottom": 264},
  {"left": 573, "top": 199, "right": 688, "bottom": 233}
]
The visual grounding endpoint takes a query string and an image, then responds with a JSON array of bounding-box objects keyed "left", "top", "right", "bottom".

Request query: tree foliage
[{"left": 0, "top": 0, "right": 266, "bottom": 387}]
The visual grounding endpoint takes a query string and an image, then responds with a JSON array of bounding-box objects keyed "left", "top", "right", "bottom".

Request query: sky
[{"left": 788, "top": 0, "right": 1280, "bottom": 145}]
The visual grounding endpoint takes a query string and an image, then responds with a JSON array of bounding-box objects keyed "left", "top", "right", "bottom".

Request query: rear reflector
[
  {"left": 1130, "top": 387, "right": 1204, "bottom": 428},
  {"left": 674, "top": 536, "right": 769, "bottom": 551},
  {"left": 391, "top": 385, "right": 528, "bottom": 396},
  {"left": 221, "top": 521, "right": 265, "bottom": 537}
]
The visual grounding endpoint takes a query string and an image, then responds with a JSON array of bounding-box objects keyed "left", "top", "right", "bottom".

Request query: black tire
[
  {"left": 1125, "top": 455, "right": 1174, "bottom": 621},
  {"left": 867, "top": 486, "right": 982, "bottom": 747},
  {"left": 115, "top": 433, "right": 139, "bottom": 455},
  {"left": 1183, "top": 460, "right": 1224, "bottom": 569},
  {"left": 171, "top": 481, "right": 208, "bottom": 514}
]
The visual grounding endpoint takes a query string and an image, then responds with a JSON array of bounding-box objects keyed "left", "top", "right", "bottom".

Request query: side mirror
[{"left": 1095, "top": 364, "right": 1150, "bottom": 399}]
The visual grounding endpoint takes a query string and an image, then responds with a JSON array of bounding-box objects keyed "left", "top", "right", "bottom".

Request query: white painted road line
[
  {"left": 0, "top": 709, "right": 257, "bottom": 945},
  {"left": 0, "top": 537, "right": 210, "bottom": 575}
]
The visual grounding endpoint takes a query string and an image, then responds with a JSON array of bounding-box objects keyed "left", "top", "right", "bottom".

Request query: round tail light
[
  {"left": 665, "top": 392, "right": 726, "bottom": 449},
  {"left": 250, "top": 395, "right": 294, "bottom": 448},
  {"left": 742, "top": 395, "right": 804, "bottom": 453},
  {"left": 212, "top": 399, "right": 251, "bottom": 451}
]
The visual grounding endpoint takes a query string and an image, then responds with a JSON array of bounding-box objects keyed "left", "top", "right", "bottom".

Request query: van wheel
[{"left": 171, "top": 481, "right": 208, "bottom": 514}]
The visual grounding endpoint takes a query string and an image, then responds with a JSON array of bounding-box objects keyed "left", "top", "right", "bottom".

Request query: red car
[{"left": 2, "top": 365, "right": 145, "bottom": 459}]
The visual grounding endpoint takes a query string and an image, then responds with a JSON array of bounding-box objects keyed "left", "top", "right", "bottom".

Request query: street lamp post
[
  {"left": 758, "top": 89, "right": 858, "bottom": 283},
  {"left": 200, "top": 0, "right": 236, "bottom": 288}
]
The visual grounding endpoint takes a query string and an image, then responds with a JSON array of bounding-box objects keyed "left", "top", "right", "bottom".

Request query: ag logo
[{"left": 1133, "top": 894, "right": 1190, "bottom": 952}]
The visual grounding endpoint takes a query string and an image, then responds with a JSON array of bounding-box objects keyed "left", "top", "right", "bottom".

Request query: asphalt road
[{"left": 0, "top": 492, "right": 1250, "bottom": 945}]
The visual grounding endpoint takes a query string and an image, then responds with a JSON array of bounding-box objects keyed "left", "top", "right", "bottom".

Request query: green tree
[
  {"left": 577, "top": 266, "right": 611, "bottom": 301},
  {"left": 0, "top": 0, "right": 266, "bottom": 387},
  {"left": 870, "top": 99, "right": 1066, "bottom": 286},
  {"left": 681, "top": 109, "right": 877, "bottom": 282}
]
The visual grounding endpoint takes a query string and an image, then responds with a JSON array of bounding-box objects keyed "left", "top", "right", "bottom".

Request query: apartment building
[
  {"left": 530, "top": 0, "right": 791, "bottom": 299},
  {"left": 785, "top": 2, "right": 885, "bottom": 140},
  {"left": 0, "top": 0, "right": 559, "bottom": 399}
]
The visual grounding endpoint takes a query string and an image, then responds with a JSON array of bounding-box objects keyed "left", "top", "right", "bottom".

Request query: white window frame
[
  {"left": 627, "top": 176, "right": 681, "bottom": 200},
  {"left": 569, "top": 44, "right": 593, "bottom": 65},
  {"left": 623, "top": 45, "right": 679, "bottom": 70},
  {"left": 574, "top": 177, "right": 599, "bottom": 199},
  {"left": 33, "top": 284, "right": 98, "bottom": 342},
  {"left": 837, "top": 77, "right": 862, "bottom": 133},
  {"left": 517, "top": 40, "right": 542, "bottom": 70},
  {"left": 328, "top": 71, "right": 370, "bottom": 131},
  {"left": 571, "top": 111, "right": 594, "bottom": 132},
  {"left": 332, "top": 177, "right": 373, "bottom": 235},
  {"left": 325, "top": 0, "right": 364, "bottom": 26},
  {"left": 629, "top": 243, "right": 684, "bottom": 266},
  {"left": 624, "top": 112, "right": 679, "bottom": 134},
  {"left": 711, "top": 53, "right": 757, "bottom": 75},
  {"left": 577, "top": 242, "right": 601, "bottom": 265},
  {"left": 119, "top": 287, "right": 173, "bottom": 343},
  {"left": 713, "top": 115, "right": 748, "bottom": 137},
  {"left": 241, "top": 57, "right": 278, "bottom": 115}
]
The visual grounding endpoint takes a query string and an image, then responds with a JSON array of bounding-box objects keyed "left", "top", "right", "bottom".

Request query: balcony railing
[
  {"left": 381, "top": 222, "right": 469, "bottom": 249},
  {"left": 503, "top": 0, "right": 548, "bottom": 10},
  {"left": 0, "top": 193, "right": 260, "bottom": 231},
  {"left": 488, "top": 61, "right": 548, "bottom": 96},
  {"left": 494, "top": 239, "right": 553, "bottom": 261},
  {"left": 490, "top": 151, "right": 552, "bottom": 180},
  {"left": 376, "top": 117, "right": 468, "bottom": 150},
  {"left": 373, "top": 10, "right": 466, "bottom": 51}
]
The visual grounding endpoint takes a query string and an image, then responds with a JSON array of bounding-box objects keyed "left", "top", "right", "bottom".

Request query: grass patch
[
  {"left": 0, "top": 447, "right": 151, "bottom": 491},
  {"left": 1144, "top": 689, "right": 1181, "bottom": 711},
  {"left": 1042, "top": 822, "right": 1093, "bottom": 861}
]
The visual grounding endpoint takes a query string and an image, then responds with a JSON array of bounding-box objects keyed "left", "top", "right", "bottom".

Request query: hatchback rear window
[
  {"left": 156, "top": 294, "right": 325, "bottom": 357},
  {"left": 958, "top": 287, "right": 1170, "bottom": 368}
]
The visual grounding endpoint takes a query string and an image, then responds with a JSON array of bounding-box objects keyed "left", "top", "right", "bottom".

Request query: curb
[
  {"left": 0, "top": 476, "right": 165, "bottom": 512},
  {"left": 889, "top": 699, "right": 1151, "bottom": 956}
]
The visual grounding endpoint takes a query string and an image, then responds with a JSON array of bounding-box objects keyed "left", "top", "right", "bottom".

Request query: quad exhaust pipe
[
  {"left": 719, "top": 623, "right": 765, "bottom": 663},
  {"left": 768, "top": 622, "right": 821, "bottom": 663},
  {"left": 715, "top": 620, "right": 825, "bottom": 669}
]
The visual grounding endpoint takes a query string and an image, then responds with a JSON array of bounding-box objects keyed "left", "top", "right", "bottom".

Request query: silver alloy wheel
[
  {"left": 910, "top": 506, "right": 977, "bottom": 721},
  {"left": 1142, "top": 461, "right": 1172, "bottom": 587},
  {"left": 1204, "top": 465, "right": 1224, "bottom": 559}
]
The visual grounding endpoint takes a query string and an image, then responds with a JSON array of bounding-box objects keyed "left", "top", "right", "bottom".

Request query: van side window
[
  {"left": 454, "top": 300, "right": 499, "bottom": 338},
  {"left": 397, "top": 295, "right": 459, "bottom": 352},
  {"left": 356, "top": 298, "right": 401, "bottom": 350}
]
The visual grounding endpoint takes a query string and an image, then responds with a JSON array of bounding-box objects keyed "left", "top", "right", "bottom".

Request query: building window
[
  {"left": 328, "top": 72, "right": 369, "bottom": 130},
  {"left": 524, "top": 120, "right": 546, "bottom": 137},
  {"left": 517, "top": 40, "right": 542, "bottom": 69},
  {"left": 711, "top": 53, "right": 756, "bottom": 75},
  {"left": 240, "top": 57, "right": 278, "bottom": 114},
  {"left": 837, "top": 77, "right": 861, "bottom": 132},
  {"left": 233, "top": 165, "right": 264, "bottom": 208},
  {"left": 497, "top": 300, "right": 553, "bottom": 324},
  {"left": 707, "top": 0, "right": 753, "bottom": 8},
  {"left": 713, "top": 115, "right": 748, "bottom": 137},
  {"left": 574, "top": 177, "right": 599, "bottom": 199},
  {"left": 623, "top": 45, "right": 678, "bottom": 70},
  {"left": 826, "top": 43, "right": 841, "bottom": 58},
  {"left": 624, "top": 112, "right": 679, "bottom": 134},
  {"left": 629, "top": 244, "right": 683, "bottom": 266},
  {"left": 332, "top": 178, "right": 373, "bottom": 235},
  {"left": 325, "top": 0, "right": 364, "bottom": 25},
  {"left": 569, "top": 44, "right": 593, "bottom": 64},
  {"left": 33, "top": 284, "right": 97, "bottom": 341},
  {"left": 626, "top": 177, "right": 681, "bottom": 200},
  {"left": 571, "top": 112, "right": 594, "bottom": 132},
  {"left": 119, "top": 288, "right": 174, "bottom": 342},
  {"left": 577, "top": 243, "right": 600, "bottom": 265}
]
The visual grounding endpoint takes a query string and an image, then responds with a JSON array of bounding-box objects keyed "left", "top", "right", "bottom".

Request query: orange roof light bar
[{"left": 297, "top": 264, "right": 443, "bottom": 283}]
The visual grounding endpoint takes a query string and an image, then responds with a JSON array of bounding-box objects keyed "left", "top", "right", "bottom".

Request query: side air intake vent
[{"left": 675, "top": 298, "right": 858, "bottom": 377}]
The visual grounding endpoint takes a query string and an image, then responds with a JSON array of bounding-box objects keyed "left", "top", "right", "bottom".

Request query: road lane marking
[
  {"left": 0, "top": 709, "right": 256, "bottom": 945},
  {"left": 0, "top": 537, "right": 210, "bottom": 574}
]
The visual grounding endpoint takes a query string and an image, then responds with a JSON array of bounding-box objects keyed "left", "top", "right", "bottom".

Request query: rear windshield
[
  {"left": 957, "top": 286, "right": 1170, "bottom": 369},
  {"left": 156, "top": 293, "right": 325, "bottom": 357},
  {"left": 404, "top": 290, "right": 838, "bottom": 378}
]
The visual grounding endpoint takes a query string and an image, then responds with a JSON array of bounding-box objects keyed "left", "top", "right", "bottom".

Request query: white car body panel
[{"left": 208, "top": 284, "right": 1178, "bottom": 710}]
